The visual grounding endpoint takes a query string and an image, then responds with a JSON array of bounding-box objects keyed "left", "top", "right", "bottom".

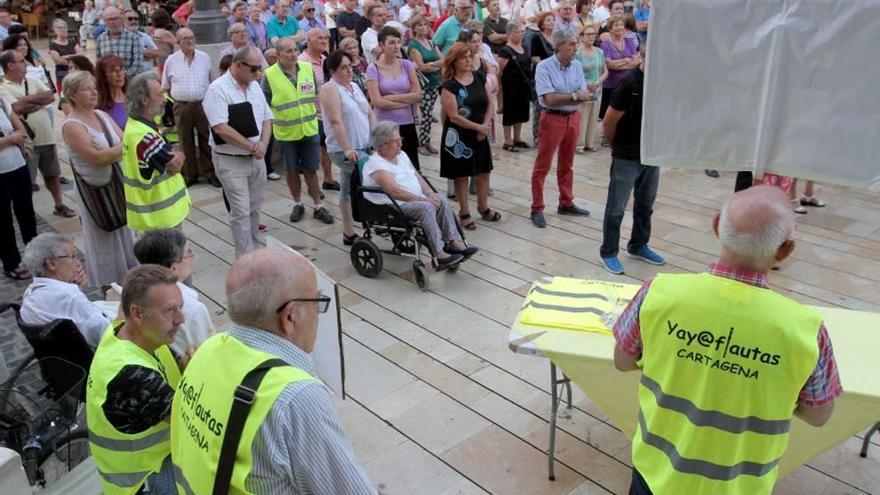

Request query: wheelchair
[{"left": 348, "top": 154, "right": 474, "bottom": 291}]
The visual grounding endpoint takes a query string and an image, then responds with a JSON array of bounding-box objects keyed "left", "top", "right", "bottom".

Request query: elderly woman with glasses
[
  {"left": 20, "top": 233, "right": 117, "bottom": 348},
  {"left": 49, "top": 18, "right": 83, "bottom": 93},
  {"left": 575, "top": 24, "right": 606, "bottom": 152},
  {"left": 364, "top": 121, "right": 479, "bottom": 268}
]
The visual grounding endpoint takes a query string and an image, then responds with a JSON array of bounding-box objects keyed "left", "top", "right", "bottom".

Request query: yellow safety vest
[
  {"left": 122, "top": 118, "right": 191, "bottom": 231},
  {"left": 519, "top": 277, "right": 628, "bottom": 334},
  {"left": 264, "top": 61, "right": 319, "bottom": 141},
  {"left": 87, "top": 322, "right": 182, "bottom": 495},
  {"left": 170, "top": 332, "right": 316, "bottom": 494},
  {"left": 155, "top": 94, "right": 179, "bottom": 145},
  {"left": 633, "top": 273, "right": 821, "bottom": 495}
]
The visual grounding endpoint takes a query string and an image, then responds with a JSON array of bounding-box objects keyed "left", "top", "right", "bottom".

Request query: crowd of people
[{"left": 0, "top": 1, "right": 842, "bottom": 493}]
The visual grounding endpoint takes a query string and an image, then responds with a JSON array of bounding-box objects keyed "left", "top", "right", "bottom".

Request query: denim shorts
[
  {"left": 278, "top": 135, "right": 320, "bottom": 172},
  {"left": 328, "top": 149, "right": 369, "bottom": 202}
]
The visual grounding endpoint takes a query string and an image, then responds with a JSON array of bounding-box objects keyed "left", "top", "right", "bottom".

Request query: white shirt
[
  {"left": 173, "top": 282, "right": 214, "bottom": 355},
  {"left": 161, "top": 49, "right": 216, "bottom": 102},
  {"left": 592, "top": 5, "right": 610, "bottom": 26},
  {"left": 20, "top": 277, "right": 111, "bottom": 349},
  {"left": 0, "top": 99, "right": 26, "bottom": 174},
  {"left": 361, "top": 27, "right": 379, "bottom": 66},
  {"left": 362, "top": 152, "right": 423, "bottom": 204},
  {"left": 500, "top": 0, "right": 524, "bottom": 21},
  {"left": 398, "top": 4, "right": 414, "bottom": 23},
  {"left": 523, "top": 0, "right": 555, "bottom": 28},
  {"left": 203, "top": 71, "right": 273, "bottom": 155}
]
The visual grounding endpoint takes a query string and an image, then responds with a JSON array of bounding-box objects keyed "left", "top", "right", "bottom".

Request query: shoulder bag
[
  {"left": 508, "top": 49, "right": 537, "bottom": 102},
  {"left": 71, "top": 112, "right": 128, "bottom": 232}
]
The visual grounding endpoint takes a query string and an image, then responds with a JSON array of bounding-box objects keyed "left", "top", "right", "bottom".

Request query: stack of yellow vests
[{"left": 518, "top": 277, "right": 638, "bottom": 334}]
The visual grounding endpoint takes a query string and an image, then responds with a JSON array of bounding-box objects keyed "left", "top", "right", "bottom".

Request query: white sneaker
[{"left": 267, "top": 171, "right": 281, "bottom": 180}]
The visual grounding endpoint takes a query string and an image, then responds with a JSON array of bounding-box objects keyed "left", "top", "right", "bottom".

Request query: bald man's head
[
  {"left": 226, "top": 249, "right": 319, "bottom": 348},
  {"left": 716, "top": 185, "right": 796, "bottom": 267}
]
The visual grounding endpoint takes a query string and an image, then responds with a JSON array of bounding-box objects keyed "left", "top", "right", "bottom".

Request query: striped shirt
[
  {"left": 228, "top": 324, "right": 377, "bottom": 495},
  {"left": 613, "top": 263, "right": 843, "bottom": 406},
  {"left": 161, "top": 49, "right": 215, "bottom": 102}
]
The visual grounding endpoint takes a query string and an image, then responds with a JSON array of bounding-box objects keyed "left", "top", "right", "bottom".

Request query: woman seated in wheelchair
[{"left": 363, "top": 121, "right": 479, "bottom": 269}]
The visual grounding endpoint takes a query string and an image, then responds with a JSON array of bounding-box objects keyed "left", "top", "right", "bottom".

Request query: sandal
[
  {"left": 799, "top": 196, "right": 826, "bottom": 207},
  {"left": 791, "top": 200, "right": 807, "bottom": 214},
  {"left": 514, "top": 140, "right": 531, "bottom": 149},
  {"left": 53, "top": 205, "right": 76, "bottom": 218},
  {"left": 479, "top": 208, "right": 501, "bottom": 222},
  {"left": 343, "top": 232, "right": 360, "bottom": 246},
  {"left": 459, "top": 213, "right": 477, "bottom": 230},
  {"left": 4, "top": 266, "right": 31, "bottom": 280},
  {"left": 502, "top": 143, "right": 520, "bottom": 152}
]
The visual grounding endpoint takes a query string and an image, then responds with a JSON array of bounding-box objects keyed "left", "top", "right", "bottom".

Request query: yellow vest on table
[
  {"left": 264, "top": 61, "right": 319, "bottom": 141},
  {"left": 634, "top": 273, "right": 821, "bottom": 495},
  {"left": 86, "top": 322, "right": 182, "bottom": 495},
  {"left": 122, "top": 118, "right": 190, "bottom": 231},
  {"left": 170, "top": 332, "right": 317, "bottom": 494}
]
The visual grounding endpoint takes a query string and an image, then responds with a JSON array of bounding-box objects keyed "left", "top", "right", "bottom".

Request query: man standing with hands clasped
[
  {"left": 203, "top": 47, "right": 273, "bottom": 258},
  {"left": 599, "top": 44, "right": 664, "bottom": 274},
  {"left": 530, "top": 30, "right": 592, "bottom": 228}
]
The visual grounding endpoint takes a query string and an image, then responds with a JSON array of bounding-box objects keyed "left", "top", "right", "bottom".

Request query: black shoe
[
  {"left": 59, "top": 176, "right": 71, "bottom": 185},
  {"left": 322, "top": 181, "right": 341, "bottom": 191},
  {"left": 436, "top": 253, "right": 463, "bottom": 268},
  {"left": 446, "top": 244, "right": 479, "bottom": 258},
  {"left": 514, "top": 140, "right": 530, "bottom": 149},
  {"left": 207, "top": 176, "right": 222, "bottom": 188},
  {"left": 704, "top": 169, "right": 720, "bottom": 178},
  {"left": 314, "top": 207, "right": 335, "bottom": 224},
  {"left": 184, "top": 176, "right": 199, "bottom": 187},
  {"left": 557, "top": 204, "right": 590, "bottom": 217},
  {"left": 531, "top": 211, "right": 546, "bottom": 228},
  {"left": 343, "top": 232, "right": 360, "bottom": 246},
  {"left": 32, "top": 183, "right": 39, "bottom": 192},
  {"left": 290, "top": 204, "right": 305, "bottom": 222}
]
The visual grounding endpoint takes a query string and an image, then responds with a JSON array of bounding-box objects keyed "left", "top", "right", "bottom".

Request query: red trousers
[{"left": 531, "top": 110, "right": 580, "bottom": 212}]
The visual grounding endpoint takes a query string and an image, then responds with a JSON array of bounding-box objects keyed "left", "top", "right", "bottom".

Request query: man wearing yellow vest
[
  {"left": 122, "top": 72, "right": 191, "bottom": 232},
  {"left": 260, "top": 37, "right": 335, "bottom": 225},
  {"left": 170, "top": 248, "right": 376, "bottom": 494},
  {"left": 613, "top": 185, "right": 842, "bottom": 495},
  {"left": 87, "top": 265, "right": 195, "bottom": 494}
]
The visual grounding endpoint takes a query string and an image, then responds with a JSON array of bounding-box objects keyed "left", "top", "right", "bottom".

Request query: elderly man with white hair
[
  {"left": 612, "top": 185, "right": 842, "bottom": 495},
  {"left": 222, "top": 22, "right": 269, "bottom": 67},
  {"left": 433, "top": 0, "right": 474, "bottom": 54},
  {"left": 170, "top": 248, "right": 377, "bottom": 494},
  {"left": 19, "top": 233, "right": 115, "bottom": 349}
]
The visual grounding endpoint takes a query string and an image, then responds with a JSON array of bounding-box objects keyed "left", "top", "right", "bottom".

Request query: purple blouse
[
  {"left": 366, "top": 60, "right": 416, "bottom": 125},
  {"left": 601, "top": 37, "right": 639, "bottom": 89},
  {"left": 107, "top": 102, "right": 127, "bottom": 131}
]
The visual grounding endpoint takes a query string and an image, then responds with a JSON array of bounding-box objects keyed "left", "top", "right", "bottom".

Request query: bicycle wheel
[{"left": 37, "top": 429, "right": 90, "bottom": 487}]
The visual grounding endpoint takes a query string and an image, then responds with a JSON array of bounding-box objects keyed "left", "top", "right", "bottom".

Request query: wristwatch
[{"left": 571, "top": 92, "right": 578, "bottom": 102}]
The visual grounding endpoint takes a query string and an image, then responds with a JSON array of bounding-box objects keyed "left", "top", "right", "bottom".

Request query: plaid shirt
[
  {"left": 96, "top": 29, "right": 144, "bottom": 78},
  {"left": 613, "top": 262, "right": 843, "bottom": 406}
]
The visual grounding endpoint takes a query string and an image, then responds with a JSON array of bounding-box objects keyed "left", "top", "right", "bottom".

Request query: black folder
[{"left": 212, "top": 101, "right": 259, "bottom": 146}]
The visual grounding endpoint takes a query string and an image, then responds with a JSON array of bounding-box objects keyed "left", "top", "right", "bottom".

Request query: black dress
[
  {"left": 439, "top": 71, "right": 494, "bottom": 179},
  {"left": 498, "top": 45, "right": 531, "bottom": 126}
]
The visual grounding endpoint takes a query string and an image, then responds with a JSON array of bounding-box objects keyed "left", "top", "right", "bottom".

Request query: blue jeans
[{"left": 600, "top": 157, "right": 659, "bottom": 258}]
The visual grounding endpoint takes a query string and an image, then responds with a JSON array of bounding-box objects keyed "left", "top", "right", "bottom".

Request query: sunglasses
[
  {"left": 126, "top": 16, "right": 138, "bottom": 21},
  {"left": 240, "top": 61, "right": 262, "bottom": 73}
]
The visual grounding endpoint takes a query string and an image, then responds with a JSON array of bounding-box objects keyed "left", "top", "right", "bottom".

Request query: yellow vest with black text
[
  {"left": 122, "top": 118, "right": 190, "bottom": 231},
  {"left": 633, "top": 273, "right": 821, "bottom": 495},
  {"left": 86, "top": 322, "right": 182, "bottom": 495},
  {"left": 170, "top": 332, "right": 317, "bottom": 494},
  {"left": 265, "top": 61, "right": 319, "bottom": 141}
]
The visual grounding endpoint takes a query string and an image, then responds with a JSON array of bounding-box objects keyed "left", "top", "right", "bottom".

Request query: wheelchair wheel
[
  {"left": 351, "top": 239, "right": 383, "bottom": 278},
  {"left": 413, "top": 261, "right": 428, "bottom": 291}
]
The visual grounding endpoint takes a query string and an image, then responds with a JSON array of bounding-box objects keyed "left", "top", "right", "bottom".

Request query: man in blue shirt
[
  {"left": 0, "top": 7, "right": 21, "bottom": 41},
  {"left": 633, "top": 0, "right": 649, "bottom": 43},
  {"left": 433, "top": 0, "right": 473, "bottom": 54},
  {"left": 530, "top": 30, "right": 592, "bottom": 228},
  {"left": 267, "top": 0, "right": 306, "bottom": 46}
]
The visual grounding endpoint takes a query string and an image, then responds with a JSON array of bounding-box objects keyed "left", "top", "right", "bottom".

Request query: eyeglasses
[
  {"left": 275, "top": 290, "right": 332, "bottom": 314},
  {"left": 54, "top": 254, "right": 79, "bottom": 262},
  {"left": 126, "top": 16, "right": 138, "bottom": 21},
  {"left": 240, "top": 61, "right": 262, "bottom": 73}
]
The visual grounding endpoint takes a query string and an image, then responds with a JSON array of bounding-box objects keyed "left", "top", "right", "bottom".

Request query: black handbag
[
  {"left": 72, "top": 112, "right": 127, "bottom": 232},
  {"left": 508, "top": 50, "right": 537, "bottom": 102}
]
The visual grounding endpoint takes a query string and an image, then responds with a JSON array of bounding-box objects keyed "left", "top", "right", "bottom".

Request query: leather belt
[{"left": 544, "top": 108, "right": 577, "bottom": 116}]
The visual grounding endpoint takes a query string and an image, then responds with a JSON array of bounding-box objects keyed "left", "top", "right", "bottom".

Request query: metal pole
[{"left": 189, "top": 0, "right": 229, "bottom": 45}]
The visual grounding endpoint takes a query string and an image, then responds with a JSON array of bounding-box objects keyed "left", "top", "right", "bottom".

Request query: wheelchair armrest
[
  {"left": 0, "top": 302, "right": 21, "bottom": 315},
  {"left": 358, "top": 186, "right": 388, "bottom": 195}
]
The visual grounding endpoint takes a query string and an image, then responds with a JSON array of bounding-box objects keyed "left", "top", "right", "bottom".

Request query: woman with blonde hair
[
  {"left": 439, "top": 42, "right": 499, "bottom": 230},
  {"left": 338, "top": 36, "right": 367, "bottom": 94},
  {"left": 61, "top": 71, "right": 138, "bottom": 288}
]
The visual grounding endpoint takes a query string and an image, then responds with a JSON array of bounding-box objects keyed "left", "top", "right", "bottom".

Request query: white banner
[
  {"left": 267, "top": 237, "right": 345, "bottom": 397},
  {"left": 641, "top": 0, "right": 880, "bottom": 189}
]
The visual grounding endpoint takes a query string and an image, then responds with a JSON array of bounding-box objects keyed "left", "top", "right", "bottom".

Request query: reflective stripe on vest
[
  {"left": 518, "top": 278, "right": 621, "bottom": 333},
  {"left": 87, "top": 322, "right": 182, "bottom": 495},
  {"left": 121, "top": 118, "right": 190, "bottom": 231},
  {"left": 265, "top": 61, "right": 319, "bottom": 141},
  {"left": 632, "top": 273, "right": 821, "bottom": 495},
  {"left": 170, "top": 333, "right": 316, "bottom": 494}
]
